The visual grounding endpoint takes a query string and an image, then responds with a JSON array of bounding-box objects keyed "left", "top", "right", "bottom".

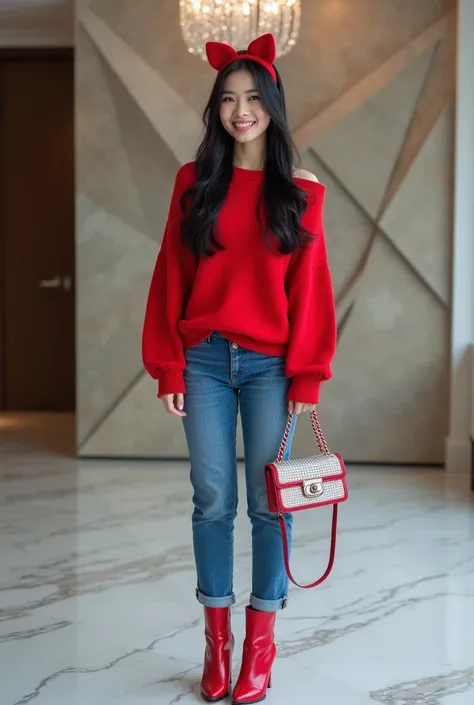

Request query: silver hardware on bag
[{"left": 303, "top": 479, "right": 324, "bottom": 498}]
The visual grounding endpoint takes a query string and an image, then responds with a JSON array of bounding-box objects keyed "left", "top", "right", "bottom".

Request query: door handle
[
  {"left": 38, "top": 276, "right": 73, "bottom": 290},
  {"left": 39, "top": 276, "right": 62, "bottom": 288}
]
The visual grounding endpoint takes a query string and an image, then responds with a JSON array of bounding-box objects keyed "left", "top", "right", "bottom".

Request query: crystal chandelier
[{"left": 179, "top": 1, "right": 301, "bottom": 60}]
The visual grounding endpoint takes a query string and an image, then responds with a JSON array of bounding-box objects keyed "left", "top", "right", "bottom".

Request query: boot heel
[{"left": 268, "top": 672, "right": 272, "bottom": 689}]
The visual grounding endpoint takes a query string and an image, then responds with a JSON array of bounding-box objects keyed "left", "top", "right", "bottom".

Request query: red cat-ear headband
[{"left": 206, "top": 33, "right": 277, "bottom": 83}]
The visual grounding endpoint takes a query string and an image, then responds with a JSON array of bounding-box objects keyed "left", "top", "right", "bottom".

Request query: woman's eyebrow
[{"left": 221, "top": 88, "right": 259, "bottom": 95}]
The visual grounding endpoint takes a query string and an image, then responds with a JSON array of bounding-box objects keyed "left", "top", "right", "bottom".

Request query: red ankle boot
[
  {"left": 232, "top": 607, "right": 276, "bottom": 704},
  {"left": 201, "top": 606, "right": 234, "bottom": 702}
]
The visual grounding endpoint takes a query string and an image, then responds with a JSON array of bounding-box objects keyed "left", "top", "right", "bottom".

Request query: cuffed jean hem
[
  {"left": 196, "top": 588, "right": 236, "bottom": 608},
  {"left": 249, "top": 593, "right": 288, "bottom": 612}
]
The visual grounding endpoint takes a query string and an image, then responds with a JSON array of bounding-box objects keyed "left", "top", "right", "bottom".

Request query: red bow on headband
[{"left": 206, "top": 33, "right": 277, "bottom": 83}]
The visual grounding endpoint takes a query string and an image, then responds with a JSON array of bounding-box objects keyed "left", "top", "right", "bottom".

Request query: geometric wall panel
[
  {"left": 312, "top": 48, "right": 435, "bottom": 220},
  {"left": 101, "top": 57, "right": 180, "bottom": 244},
  {"left": 380, "top": 104, "right": 454, "bottom": 304},
  {"left": 79, "top": 373, "right": 189, "bottom": 457},
  {"left": 76, "top": 195, "right": 158, "bottom": 445},
  {"left": 76, "top": 28, "right": 149, "bottom": 237},
  {"left": 277, "top": 0, "right": 455, "bottom": 130},
  {"left": 90, "top": 0, "right": 215, "bottom": 118},
  {"left": 318, "top": 236, "right": 449, "bottom": 463},
  {"left": 81, "top": 8, "right": 202, "bottom": 167},
  {"left": 299, "top": 155, "right": 375, "bottom": 298}
]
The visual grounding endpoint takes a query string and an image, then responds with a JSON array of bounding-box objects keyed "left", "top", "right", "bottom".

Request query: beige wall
[{"left": 76, "top": 0, "right": 456, "bottom": 462}]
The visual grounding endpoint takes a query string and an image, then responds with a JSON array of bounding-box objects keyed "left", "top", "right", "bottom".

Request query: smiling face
[{"left": 219, "top": 69, "right": 271, "bottom": 145}]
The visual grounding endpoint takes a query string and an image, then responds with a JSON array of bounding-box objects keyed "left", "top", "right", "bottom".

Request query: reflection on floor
[{"left": 0, "top": 413, "right": 473, "bottom": 705}]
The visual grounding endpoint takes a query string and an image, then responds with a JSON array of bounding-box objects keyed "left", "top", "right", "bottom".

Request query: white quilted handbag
[{"left": 265, "top": 410, "right": 348, "bottom": 588}]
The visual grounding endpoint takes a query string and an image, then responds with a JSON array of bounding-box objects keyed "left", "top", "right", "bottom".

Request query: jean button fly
[{"left": 232, "top": 343, "right": 239, "bottom": 350}]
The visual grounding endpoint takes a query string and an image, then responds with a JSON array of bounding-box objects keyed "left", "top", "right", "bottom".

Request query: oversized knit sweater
[{"left": 142, "top": 162, "right": 336, "bottom": 404}]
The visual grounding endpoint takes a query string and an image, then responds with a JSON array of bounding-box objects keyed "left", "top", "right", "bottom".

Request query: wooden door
[{"left": 0, "top": 58, "right": 75, "bottom": 411}]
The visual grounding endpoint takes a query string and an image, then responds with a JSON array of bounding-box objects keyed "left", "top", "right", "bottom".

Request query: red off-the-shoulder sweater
[{"left": 142, "top": 162, "right": 336, "bottom": 404}]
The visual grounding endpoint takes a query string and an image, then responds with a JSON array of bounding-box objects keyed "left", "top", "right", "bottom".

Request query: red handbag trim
[{"left": 265, "top": 469, "right": 348, "bottom": 513}]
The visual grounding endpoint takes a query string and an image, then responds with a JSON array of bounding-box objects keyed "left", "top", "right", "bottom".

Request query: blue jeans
[{"left": 182, "top": 332, "right": 295, "bottom": 612}]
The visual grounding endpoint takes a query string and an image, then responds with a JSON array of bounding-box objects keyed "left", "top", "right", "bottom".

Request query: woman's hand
[
  {"left": 288, "top": 401, "right": 316, "bottom": 415},
  {"left": 160, "top": 393, "right": 186, "bottom": 417}
]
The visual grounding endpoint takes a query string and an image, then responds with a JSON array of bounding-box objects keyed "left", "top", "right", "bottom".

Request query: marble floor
[{"left": 1, "top": 413, "right": 474, "bottom": 705}]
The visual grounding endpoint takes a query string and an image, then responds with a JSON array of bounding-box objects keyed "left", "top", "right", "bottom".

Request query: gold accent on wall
[
  {"left": 293, "top": 10, "right": 455, "bottom": 151},
  {"left": 377, "top": 13, "right": 456, "bottom": 216}
]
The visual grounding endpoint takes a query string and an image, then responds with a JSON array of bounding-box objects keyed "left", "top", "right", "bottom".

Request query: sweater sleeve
[
  {"left": 142, "top": 164, "right": 197, "bottom": 397},
  {"left": 286, "top": 184, "right": 337, "bottom": 404}
]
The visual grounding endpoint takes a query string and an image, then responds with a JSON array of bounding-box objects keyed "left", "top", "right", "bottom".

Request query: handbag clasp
[{"left": 303, "top": 478, "right": 324, "bottom": 498}]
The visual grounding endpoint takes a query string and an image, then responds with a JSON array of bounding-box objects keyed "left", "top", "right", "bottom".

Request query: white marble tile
[{"left": 1, "top": 414, "right": 473, "bottom": 705}]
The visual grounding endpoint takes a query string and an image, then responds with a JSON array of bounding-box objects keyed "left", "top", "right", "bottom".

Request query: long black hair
[{"left": 180, "top": 56, "right": 314, "bottom": 258}]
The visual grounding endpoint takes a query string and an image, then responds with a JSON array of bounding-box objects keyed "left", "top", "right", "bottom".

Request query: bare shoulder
[{"left": 293, "top": 168, "right": 319, "bottom": 183}]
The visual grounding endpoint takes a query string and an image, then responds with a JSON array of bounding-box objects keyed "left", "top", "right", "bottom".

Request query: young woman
[{"left": 142, "top": 33, "right": 336, "bottom": 704}]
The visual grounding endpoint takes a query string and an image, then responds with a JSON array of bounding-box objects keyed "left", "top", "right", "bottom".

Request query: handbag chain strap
[{"left": 276, "top": 409, "right": 330, "bottom": 463}]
